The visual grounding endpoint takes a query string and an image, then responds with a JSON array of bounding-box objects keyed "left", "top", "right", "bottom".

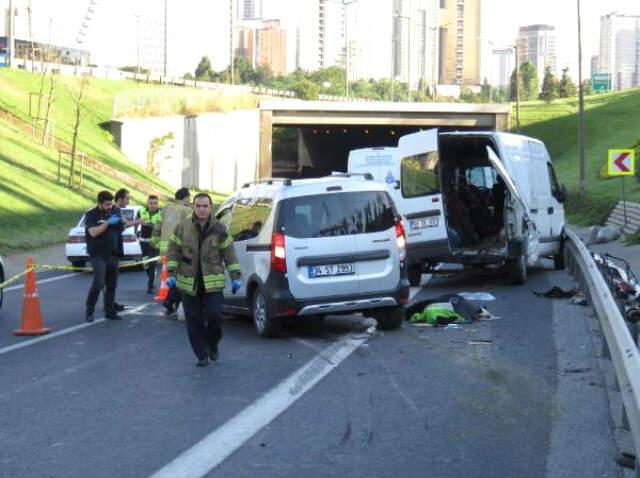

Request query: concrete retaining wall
[
  {"left": 606, "top": 201, "right": 640, "bottom": 235},
  {"left": 112, "top": 110, "right": 260, "bottom": 194}
]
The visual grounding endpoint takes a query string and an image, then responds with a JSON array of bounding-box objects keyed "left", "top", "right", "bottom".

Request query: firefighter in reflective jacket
[
  {"left": 166, "top": 192, "right": 241, "bottom": 366},
  {"left": 136, "top": 195, "right": 162, "bottom": 293},
  {"left": 151, "top": 187, "right": 192, "bottom": 315}
]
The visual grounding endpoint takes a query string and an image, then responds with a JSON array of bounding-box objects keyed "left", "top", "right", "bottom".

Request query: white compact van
[{"left": 348, "top": 129, "right": 567, "bottom": 286}]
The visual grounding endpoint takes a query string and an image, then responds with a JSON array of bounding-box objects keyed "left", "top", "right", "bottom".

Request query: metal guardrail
[{"left": 565, "top": 227, "right": 640, "bottom": 467}]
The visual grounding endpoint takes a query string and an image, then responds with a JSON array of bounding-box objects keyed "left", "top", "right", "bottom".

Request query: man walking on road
[
  {"left": 167, "top": 193, "right": 242, "bottom": 366},
  {"left": 136, "top": 195, "right": 162, "bottom": 293},
  {"left": 84, "top": 191, "right": 125, "bottom": 322},
  {"left": 111, "top": 188, "right": 139, "bottom": 311},
  {"left": 152, "top": 187, "right": 192, "bottom": 316}
]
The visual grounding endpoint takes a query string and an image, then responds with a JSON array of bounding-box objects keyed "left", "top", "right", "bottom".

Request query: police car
[{"left": 65, "top": 206, "right": 143, "bottom": 268}]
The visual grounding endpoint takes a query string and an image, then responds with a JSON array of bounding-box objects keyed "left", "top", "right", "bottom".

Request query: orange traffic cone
[
  {"left": 14, "top": 258, "right": 50, "bottom": 336},
  {"left": 155, "top": 256, "right": 170, "bottom": 302}
]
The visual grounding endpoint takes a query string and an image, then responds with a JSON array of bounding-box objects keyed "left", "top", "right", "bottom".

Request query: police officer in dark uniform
[
  {"left": 136, "top": 195, "right": 162, "bottom": 293},
  {"left": 84, "top": 190, "right": 126, "bottom": 322}
]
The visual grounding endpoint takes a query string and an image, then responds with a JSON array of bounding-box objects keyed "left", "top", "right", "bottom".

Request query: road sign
[
  {"left": 608, "top": 149, "right": 635, "bottom": 176},
  {"left": 592, "top": 73, "right": 611, "bottom": 93}
]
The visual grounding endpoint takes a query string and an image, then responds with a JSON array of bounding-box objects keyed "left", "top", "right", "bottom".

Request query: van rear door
[{"left": 396, "top": 129, "right": 450, "bottom": 260}]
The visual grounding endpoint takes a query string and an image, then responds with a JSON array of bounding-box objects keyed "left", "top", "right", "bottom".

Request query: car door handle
[{"left": 548, "top": 207, "right": 554, "bottom": 215}]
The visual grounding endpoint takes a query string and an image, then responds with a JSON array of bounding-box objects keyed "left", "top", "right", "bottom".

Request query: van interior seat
[{"left": 290, "top": 213, "right": 311, "bottom": 237}]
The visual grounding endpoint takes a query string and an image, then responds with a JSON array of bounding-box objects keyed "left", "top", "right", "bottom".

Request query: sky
[{"left": 3, "top": 0, "right": 640, "bottom": 79}]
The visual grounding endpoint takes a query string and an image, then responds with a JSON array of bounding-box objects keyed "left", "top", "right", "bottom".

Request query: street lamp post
[
  {"left": 343, "top": 0, "right": 358, "bottom": 99},
  {"left": 577, "top": 0, "right": 586, "bottom": 196}
]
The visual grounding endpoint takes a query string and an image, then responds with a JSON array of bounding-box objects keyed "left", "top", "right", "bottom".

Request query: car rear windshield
[{"left": 276, "top": 191, "right": 397, "bottom": 239}]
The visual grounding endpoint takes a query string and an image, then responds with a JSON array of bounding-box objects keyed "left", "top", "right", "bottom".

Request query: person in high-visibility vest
[
  {"left": 136, "top": 195, "right": 162, "bottom": 293},
  {"left": 151, "top": 187, "right": 192, "bottom": 315}
]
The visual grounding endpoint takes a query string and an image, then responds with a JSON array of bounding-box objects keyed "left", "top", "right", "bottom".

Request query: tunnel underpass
[{"left": 259, "top": 100, "right": 511, "bottom": 179}]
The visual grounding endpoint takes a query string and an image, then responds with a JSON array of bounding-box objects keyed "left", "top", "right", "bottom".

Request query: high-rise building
[
  {"left": 490, "top": 48, "right": 513, "bottom": 87},
  {"left": 238, "top": 0, "right": 262, "bottom": 20},
  {"left": 590, "top": 55, "right": 599, "bottom": 77},
  {"left": 237, "top": 19, "right": 286, "bottom": 76},
  {"left": 137, "top": 5, "right": 166, "bottom": 75},
  {"left": 516, "top": 24, "right": 556, "bottom": 85},
  {"left": 439, "top": 0, "right": 481, "bottom": 86},
  {"left": 393, "top": 0, "right": 439, "bottom": 91},
  {"left": 319, "top": 0, "right": 345, "bottom": 69},
  {"left": 599, "top": 13, "right": 640, "bottom": 90}
]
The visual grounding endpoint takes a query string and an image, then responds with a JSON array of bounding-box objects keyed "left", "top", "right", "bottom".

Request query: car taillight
[
  {"left": 395, "top": 222, "right": 406, "bottom": 259},
  {"left": 67, "top": 235, "right": 85, "bottom": 244},
  {"left": 123, "top": 235, "right": 137, "bottom": 243},
  {"left": 271, "top": 232, "right": 287, "bottom": 273}
]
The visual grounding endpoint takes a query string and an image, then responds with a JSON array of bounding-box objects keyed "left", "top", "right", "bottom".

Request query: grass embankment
[
  {"left": 0, "top": 69, "right": 228, "bottom": 255},
  {"left": 518, "top": 89, "right": 640, "bottom": 225}
]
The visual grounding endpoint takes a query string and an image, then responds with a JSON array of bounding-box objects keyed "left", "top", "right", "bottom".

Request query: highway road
[{"left": 0, "top": 264, "right": 620, "bottom": 477}]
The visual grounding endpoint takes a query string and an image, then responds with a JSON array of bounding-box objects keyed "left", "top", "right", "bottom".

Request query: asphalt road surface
[{"left": 0, "top": 264, "right": 620, "bottom": 478}]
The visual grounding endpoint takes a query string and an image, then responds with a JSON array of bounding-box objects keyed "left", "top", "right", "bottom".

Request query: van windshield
[
  {"left": 401, "top": 151, "right": 440, "bottom": 197},
  {"left": 276, "top": 191, "right": 396, "bottom": 239}
]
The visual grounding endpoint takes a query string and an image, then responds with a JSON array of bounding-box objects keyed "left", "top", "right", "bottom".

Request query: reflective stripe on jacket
[{"left": 166, "top": 214, "right": 241, "bottom": 295}]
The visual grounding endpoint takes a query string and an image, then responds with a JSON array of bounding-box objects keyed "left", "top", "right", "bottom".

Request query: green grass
[
  {"left": 0, "top": 69, "right": 230, "bottom": 255},
  {"left": 518, "top": 89, "right": 640, "bottom": 225}
]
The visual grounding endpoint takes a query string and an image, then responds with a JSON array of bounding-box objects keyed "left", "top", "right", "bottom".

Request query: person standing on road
[
  {"left": 84, "top": 191, "right": 125, "bottom": 322},
  {"left": 136, "top": 195, "right": 162, "bottom": 293},
  {"left": 167, "top": 193, "right": 242, "bottom": 366},
  {"left": 151, "top": 187, "right": 192, "bottom": 316}
]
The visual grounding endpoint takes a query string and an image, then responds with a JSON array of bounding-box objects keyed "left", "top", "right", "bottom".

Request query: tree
[
  {"left": 520, "top": 61, "right": 539, "bottom": 100},
  {"left": 234, "top": 56, "right": 255, "bottom": 84},
  {"left": 252, "top": 63, "right": 274, "bottom": 85},
  {"left": 540, "top": 67, "right": 558, "bottom": 102},
  {"left": 293, "top": 78, "right": 319, "bottom": 100},
  {"left": 509, "top": 68, "right": 524, "bottom": 102},
  {"left": 195, "top": 56, "right": 214, "bottom": 80},
  {"left": 146, "top": 132, "right": 175, "bottom": 175},
  {"left": 68, "top": 75, "right": 90, "bottom": 188},
  {"left": 183, "top": 72, "right": 194, "bottom": 80},
  {"left": 558, "top": 67, "right": 577, "bottom": 98}
]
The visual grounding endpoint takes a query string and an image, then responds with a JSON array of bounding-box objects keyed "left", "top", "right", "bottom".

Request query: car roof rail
[
  {"left": 241, "top": 177, "right": 292, "bottom": 188},
  {"left": 329, "top": 172, "right": 374, "bottom": 181}
]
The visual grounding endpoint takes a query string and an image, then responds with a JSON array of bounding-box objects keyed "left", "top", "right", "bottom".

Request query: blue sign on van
[{"left": 385, "top": 171, "right": 395, "bottom": 184}]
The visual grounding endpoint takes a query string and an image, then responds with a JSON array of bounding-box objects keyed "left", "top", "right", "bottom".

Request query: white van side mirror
[
  {"left": 555, "top": 184, "right": 568, "bottom": 204},
  {"left": 394, "top": 180, "right": 400, "bottom": 190}
]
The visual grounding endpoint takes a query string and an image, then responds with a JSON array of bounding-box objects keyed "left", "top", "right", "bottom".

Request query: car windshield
[{"left": 276, "top": 191, "right": 396, "bottom": 239}]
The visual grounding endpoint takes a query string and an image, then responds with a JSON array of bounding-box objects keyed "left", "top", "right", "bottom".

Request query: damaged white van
[{"left": 348, "top": 129, "right": 567, "bottom": 286}]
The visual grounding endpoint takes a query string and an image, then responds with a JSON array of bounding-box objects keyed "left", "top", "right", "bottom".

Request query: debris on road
[
  {"left": 444, "top": 324, "right": 463, "bottom": 330},
  {"left": 467, "top": 340, "right": 492, "bottom": 345},
  {"left": 533, "top": 286, "right": 579, "bottom": 299},
  {"left": 587, "top": 225, "right": 622, "bottom": 245},
  {"left": 562, "top": 366, "right": 591, "bottom": 374},
  {"left": 569, "top": 293, "right": 588, "bottom": 306},
  {"left": 459, "top": 292, "right": 496, "bottom": 301},
  {"left": 406, "top": 293, "right": 499, "bottom": 327}
]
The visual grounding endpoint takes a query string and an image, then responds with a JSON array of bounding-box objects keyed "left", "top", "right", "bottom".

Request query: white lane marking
[
  {"left": 0, "top": 303, "right": 152, "bottom": 356},
  {"left": 151, "top": 335, "right": 366, "bottom": 478},
  {"left": 4, "top": 272, "right": 81, "bottom": 292}
]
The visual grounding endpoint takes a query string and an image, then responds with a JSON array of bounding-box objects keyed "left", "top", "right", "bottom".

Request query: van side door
[{"left": 396, "top": 129, "right": 451, "bottom": 259}]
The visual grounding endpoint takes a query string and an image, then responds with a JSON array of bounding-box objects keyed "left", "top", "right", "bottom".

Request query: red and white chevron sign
[{"left": 608, "top": 149, "right": 636, "bottom": 176}]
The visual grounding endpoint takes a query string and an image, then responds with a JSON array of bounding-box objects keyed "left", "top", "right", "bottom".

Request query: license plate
[
  {"left": 308, "top": 263, "right": 355, "bottom": 278},
  {"left": 410, "top": 217, "right": 438, "bottom": 229}
]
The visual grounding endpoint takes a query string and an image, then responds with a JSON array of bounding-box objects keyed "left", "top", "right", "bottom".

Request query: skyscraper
[
  {"left": 393, "top": 0, "right": 439, "bottom": 91},
  {"left": 599, "top": 12, "right": 640, "bottom": 90},
  {"left": 439, "top": 0, "right": 481, "bottom": 86},
  {"left": 490, "top": 48, "right": 513, "bottom": 87},
  {"left": 516, "top": 24, "right": 556, "bottom": 85},
  {"left": 238, "top": 0, "right": 262, "bottom": 20}
]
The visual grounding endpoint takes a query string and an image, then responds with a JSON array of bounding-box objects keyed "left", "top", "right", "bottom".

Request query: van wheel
[
  {"left": 507, "top": 253, "right": 527, "bottom": 285},
  {"left": 553, "top": 242, "right": 565, "bottom": 270},
  {"left": 407, "top": 264, "right": 422, "bottom": 287},
  {"left": 376, "top": 306, "right": 405, "bottom": 330},
  {"left": 251, "top": 286, "right": 282, "bottom": 338}
]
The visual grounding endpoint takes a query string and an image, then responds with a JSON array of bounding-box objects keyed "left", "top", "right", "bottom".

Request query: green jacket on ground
[
  {"left": 151, "top": 200, "right": 192, "bottom": 255},
  {"left": 166, "top": 214, "right": 241, "bottom": 295}
]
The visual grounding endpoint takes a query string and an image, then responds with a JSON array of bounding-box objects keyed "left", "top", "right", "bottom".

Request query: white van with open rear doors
[{"left": 348, "top": 129, "right": 567, "bottom": 286}]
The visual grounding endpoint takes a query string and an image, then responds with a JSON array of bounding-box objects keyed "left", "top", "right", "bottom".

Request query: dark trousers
[
  {"left": 86, "top": 255, "right": 119, "bottom": 314},
  {"left": 141, "top": 241, "right": 158, "bottom": 287},
  {"left": 182, "top": 292, "right": 224, "bottom": 360}
]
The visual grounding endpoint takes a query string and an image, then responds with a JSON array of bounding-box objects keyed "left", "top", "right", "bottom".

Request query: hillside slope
[
  {"left": 0, "top": 70, "right": 179, "bottom": 254},
  {"left": 519, "top": 89, "right": 640, "bottom": 224}
]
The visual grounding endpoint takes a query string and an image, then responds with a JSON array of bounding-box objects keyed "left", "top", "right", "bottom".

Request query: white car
[
  {"left": 66, "top": 206, "right": 143, "bottom": 268},
  {"left": 0, "top": 255, "right": 4, "bottom": 310},
  {"left": 216, "top": 174, "right": 410, "bottom": 337}
]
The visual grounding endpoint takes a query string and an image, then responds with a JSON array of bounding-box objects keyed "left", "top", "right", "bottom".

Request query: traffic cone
[
  {"left": 14, "top": 258, "right": 50, "bottom": 336},
  {"left": 155, "top": 256, "right": 170, "bottom": 302}
]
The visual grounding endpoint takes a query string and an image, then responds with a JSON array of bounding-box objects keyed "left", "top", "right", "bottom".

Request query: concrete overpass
[{"left": 259, "top": 100, "right": 511, "bottom": 178}]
